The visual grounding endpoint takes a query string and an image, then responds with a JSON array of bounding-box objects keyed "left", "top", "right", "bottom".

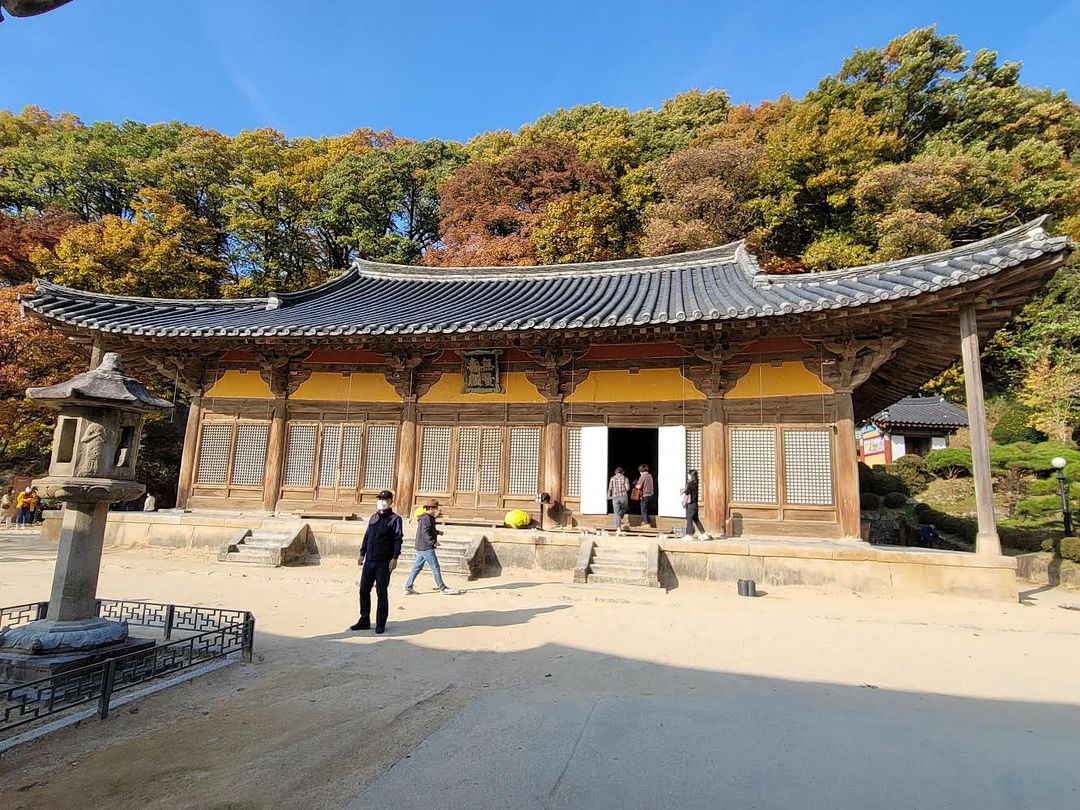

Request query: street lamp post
[{"left": 1052, "top": 457, "right": 1074, "bottom": 537}]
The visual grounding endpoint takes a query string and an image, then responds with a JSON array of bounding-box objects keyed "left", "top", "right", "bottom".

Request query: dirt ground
[{"left": 1, "top": 530, "right": 1079, "bottom": 809}]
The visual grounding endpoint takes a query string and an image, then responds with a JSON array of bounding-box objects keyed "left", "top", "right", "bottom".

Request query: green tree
[{"left": 316, "top": 139, "right": 464, "bottom": 265}]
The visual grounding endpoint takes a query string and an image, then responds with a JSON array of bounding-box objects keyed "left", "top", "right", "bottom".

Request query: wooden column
[
  {"left": 262, "top": 396, "right": 287, "bottom": 513},
  {"left": 701, "top": 397, "right": 727, "bottom": 536},
  {"left": 959, "top": 303, "right": 1002, "bottom": 556},
  {"left": 176, "top": 394, "right": 202, "bottom": 509},
  {"left": 542, "top": 399, "right": 564, "bottom": 523},
  {"left": 396, "top": 401, "right": 419, "bottom": 511},
  {"left": 834, "top": 389, "right": 862, "bottom": 540}
]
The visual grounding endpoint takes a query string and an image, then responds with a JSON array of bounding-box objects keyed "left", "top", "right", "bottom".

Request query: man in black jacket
[
  {"left": 350, "top": 489, "right": 403, "bottom": 634},
  {"left": 403, "top": 499, "right": 462, "bottom": 596}
]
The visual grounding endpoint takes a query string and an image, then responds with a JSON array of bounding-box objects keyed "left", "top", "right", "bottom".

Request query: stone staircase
[
  {"left": 396, "top": 532, "right": 486, "bottom": 580},
  {"left": 218, "top": 523, "right": 309, "bottom": 566},
  {"left": 575, "top": 538, "right": 661, "bottom": 588}
]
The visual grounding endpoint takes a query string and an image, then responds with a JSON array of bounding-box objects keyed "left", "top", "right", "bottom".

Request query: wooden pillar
[
  {"left": 834, "top": 389, "right": 862, "bottom": 540},
  {"left": 262, "top": 397, "right": 287, "bottom": 513},
  {"left": 701, "top": 397, "right": 727, "bottom": 536},
  {"left": 175, "top": 394, "right": 202, "bottom": 509},
  {"left": 542, "top": 399, "right": 564, "bottom": 524},
  {"left": 396, "top": 401, "right": 419, "bottom": 511},
  {"left": 959, "top": 303, "right": 1002, "bottom": 556}
]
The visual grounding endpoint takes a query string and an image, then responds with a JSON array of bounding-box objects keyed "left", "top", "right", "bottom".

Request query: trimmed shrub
[
  {"left": 860, "top": 492, "right": 883, "bottom": 509},
  {"left": 886, "top": 455, "right": 932, "bottom": 494},
  {"left": 1003, "top": 442, "right": 1080, "bottom": 477},
  {"left": 1013, "top": 495, "right": 1062, "bottom": 520},
  {"left": 882, "top": 492, "right": 907, "bottom": 509},
  {"left": 925, "top": 448, "right": 972, "bottom": 477},
  {"left": 867, "top": 467, "right": 906, "bottom": 496},
  {"left": 1026, "top": 478, "right": 1080, "bottom": 498},
  {"left": 1041, "top": 536, "right": 1080, "bottom": 564},
  {"left": 991, "top": 402, "right": 1045, "bottom": 444},
  {"left": 999, "top": 525, "right": 1054, "bottom": 554}
]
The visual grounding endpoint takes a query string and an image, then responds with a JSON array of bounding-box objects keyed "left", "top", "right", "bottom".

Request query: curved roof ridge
[
  {"left": 350, "top": 240, "right": 745, "bottom": 281},
  {"left": 757, "top": 216, "right": 1057, "bottom": 285},
  {"left": 27, "top": 279, "right": 270, "bottom": 308}
]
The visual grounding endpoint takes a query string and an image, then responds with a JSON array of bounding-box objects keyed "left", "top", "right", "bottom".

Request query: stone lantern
[{"left": 0, "top": 353, "right": 171, "bottom": 670}]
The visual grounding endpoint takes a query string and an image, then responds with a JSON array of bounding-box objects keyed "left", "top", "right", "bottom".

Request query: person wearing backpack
[
  {"left": 350, "top": 489, "right": 404, "bottom": 634},
  {"left": 633, "top": 464, "right": 655, "bottom": 529},
  {"left": 404, "top": 499, "right": 462, "bottom": 596}
]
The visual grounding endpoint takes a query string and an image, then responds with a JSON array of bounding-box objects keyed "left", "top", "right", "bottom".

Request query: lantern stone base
[
  {"left": 0, "top": 617, "right": 129, "bottom": 653},
  {"left": 0, "top": 634, "right": 156, "bottom": 683}
]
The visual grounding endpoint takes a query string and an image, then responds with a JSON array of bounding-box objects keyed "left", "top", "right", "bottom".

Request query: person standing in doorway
[
  {"left": 608, "top": 467, "right": 630, "bottom": 535},
  {"left": 404, "top": 499, "right": 462, "bottom": 595},
  {"left": 634, "top": 464, "right": 655, "bottom": 529},
  {"left": 680, "top": 470, "right": 710, "bottom": 541},
  {"left": 350, "top": 489, "right": 403, "bottom": 634}
]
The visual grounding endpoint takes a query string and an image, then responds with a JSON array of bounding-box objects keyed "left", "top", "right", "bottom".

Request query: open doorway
[{"left": 607, "top": 428, "right": 658, "bottom": 517}]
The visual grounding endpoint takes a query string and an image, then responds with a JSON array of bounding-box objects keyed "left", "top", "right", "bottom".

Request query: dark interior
[{"left": 606, "top": 427, "right": 659, "bottom": 515}]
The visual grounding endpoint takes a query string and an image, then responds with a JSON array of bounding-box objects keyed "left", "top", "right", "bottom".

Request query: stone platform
[
  {"left": 0, "top": 635, "right": 156, "bottom": 682},
  {"left": 43, "top": 510, "right": 1019, "bottom": 600}
]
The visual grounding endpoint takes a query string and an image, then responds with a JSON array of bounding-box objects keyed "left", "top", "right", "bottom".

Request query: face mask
[{"left": 375, "top": 499, "right": 389, "bottom": 512}]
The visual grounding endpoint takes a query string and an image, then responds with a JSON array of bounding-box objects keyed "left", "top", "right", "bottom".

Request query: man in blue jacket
[{"left": 350, "top": 489, "right": 403, "bottom": 634}]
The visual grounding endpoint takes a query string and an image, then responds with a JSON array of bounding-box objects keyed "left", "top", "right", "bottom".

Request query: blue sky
[{"left": 1, "top": 0, "right": 1078, "bottom": 143}]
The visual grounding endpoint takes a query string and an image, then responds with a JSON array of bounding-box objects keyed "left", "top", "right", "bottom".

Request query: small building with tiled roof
[
  {"left": 18, "top": 217, "right": 1072, "bottom": 548},
  {"left": 859, "top": 396, "right": 968, "bottom": 466}
]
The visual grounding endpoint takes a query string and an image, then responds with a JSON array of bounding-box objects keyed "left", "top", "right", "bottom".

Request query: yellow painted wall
[
  {"left": 418, "top": 371, "right": 544, "bottom": 404},
  {"left": 566, "top": 368, "right": 706, "bottom": 403},
  {"left": 291, "top": 372, "right": 401, "bottom": 402},
  {"left": 204, "top": 369, "right": 271, "bottom": 399},
  {"left": 725, "top": 361, "right": 833, "bottom": 399}
]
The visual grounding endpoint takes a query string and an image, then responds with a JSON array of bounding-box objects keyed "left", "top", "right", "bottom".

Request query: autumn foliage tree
[
  {"left": 429, "top": 140, "right": 613, "bottom": 266},
  {"left": 0, "top": 286, "right": 85, "bottom": 470}
]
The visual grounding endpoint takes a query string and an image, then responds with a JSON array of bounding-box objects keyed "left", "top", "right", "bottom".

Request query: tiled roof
[
  {"left": 20, "top": 217, "right": 1072, "bottom": 338},
  {"left": 871, "top": 396, "right": 968, "bottom": 429}
]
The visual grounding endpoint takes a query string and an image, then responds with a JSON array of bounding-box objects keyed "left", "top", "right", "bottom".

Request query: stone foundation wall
[
  {"left": 40, "top": 511, "right": 1018, "bottom": 600},
  {"left": 1014, "top": 551, "right": 1080, "bottom": 589}
]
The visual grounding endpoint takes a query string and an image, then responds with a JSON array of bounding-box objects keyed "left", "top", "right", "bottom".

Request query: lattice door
[
  {"left": 340, "top": 424, "right": 364, "bottom": 489},
  {"left": 363, "top": 424, "right": 397, "bottom": 491},
  {"left": 508, "top": 427, "right": 540, "bottom": 496},
  {"left": 566, "top": 427, "right": 581, "bottom": 499},
  {"left": 195, "top": 423, "right": 232, "bottom": 485},
  {"left": 783, "top": 430, "right": 833, "bottom": 505},
  {"left": 231, "top": 423, "right": 269, "bottom": 486},
  {"left": 730, "top": 428, "right": 777, "bottom": 504},
  {"left": 686, "top": 428, "right": 702, "bottom": 476},
  {"left": 283, "top": 423, "right": 317, "bottom": 487},
  {"left": 419, "top": 426, "right": 452, "bottom": 493}
]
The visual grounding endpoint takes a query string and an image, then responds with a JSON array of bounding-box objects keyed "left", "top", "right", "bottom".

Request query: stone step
[
  {"left": 592, "top": 548, "right": 648, "bottom": 561},
  {"left": 586, "top": 573, "right": 655, "bottom": 587},
  {"left": 588, "top": 557, "right": 646, "bottom": 572},
  {"left": 588, "top": 564, "right": 649, "bottom": 579},
  {"left": 222, "top": 547, "right": 282, "bottom": 566},
  {"left": 591, "top": 556, "right": 648, "bottom": 569}
]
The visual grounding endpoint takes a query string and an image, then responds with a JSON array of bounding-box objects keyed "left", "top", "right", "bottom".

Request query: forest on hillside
[{"left": 1, "top": 27, "right": 1078, "bottom": 487}]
